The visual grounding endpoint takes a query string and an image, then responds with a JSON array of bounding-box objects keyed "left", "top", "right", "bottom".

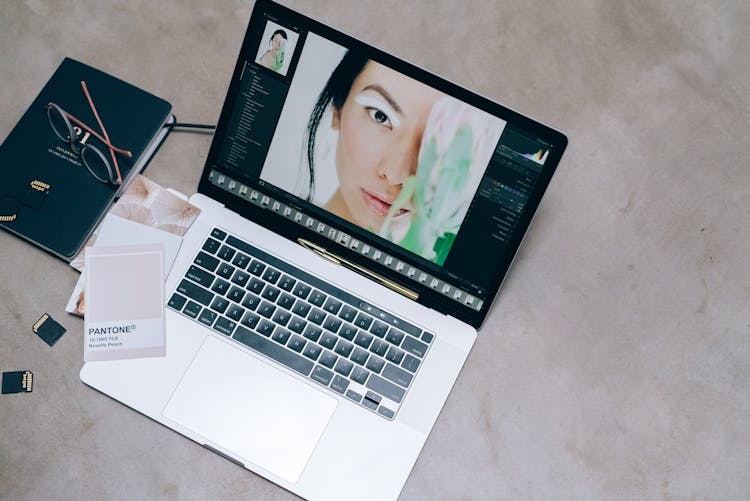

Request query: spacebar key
[{"left": 233, "top": 326, "right": 314, "bottom": 376}]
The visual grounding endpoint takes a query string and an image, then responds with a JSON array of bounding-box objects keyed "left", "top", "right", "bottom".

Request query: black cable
[{"left": 165, "top": 122, "right": 216, "bottom": 130}]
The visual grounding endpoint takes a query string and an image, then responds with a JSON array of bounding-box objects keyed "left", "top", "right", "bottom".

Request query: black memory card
[
  {"left": 2, "top": 370, "right": 33, "bottom": 394},
  {"left": 33, "top": 313, "right": 66, "bottom": 346}
]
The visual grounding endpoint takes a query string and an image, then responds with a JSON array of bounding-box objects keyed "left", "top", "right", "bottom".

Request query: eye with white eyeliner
[
  {"left": 354, "top": 93, "right": 400, "bottom": 130},
  {"left": 365, "top": 107, "right": 392, "bottom": 129}
]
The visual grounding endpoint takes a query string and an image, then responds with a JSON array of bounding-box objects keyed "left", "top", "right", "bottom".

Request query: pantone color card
[{"left": 84, "top": 243, "right": 166, "bottom": 361}]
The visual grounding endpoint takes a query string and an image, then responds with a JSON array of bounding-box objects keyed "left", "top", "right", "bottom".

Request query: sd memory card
[
  {"left": 2, "top": 370, "right": 33, "bottom": 394},
  {"left": 33, "top": 313, "right": 66, "bottom": 346}
]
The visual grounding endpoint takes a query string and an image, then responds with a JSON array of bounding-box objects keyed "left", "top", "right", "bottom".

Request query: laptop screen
[{"left": 199, "top": 0, "right": 566, "bottom": 328}]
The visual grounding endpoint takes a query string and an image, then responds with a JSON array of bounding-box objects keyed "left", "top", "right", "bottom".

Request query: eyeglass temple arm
[
  {"left": 81, "top": 81, "right": 123, "bottom": 184},
  {"left": 60, "top": 110, "right": 132, "bottom": 159}
]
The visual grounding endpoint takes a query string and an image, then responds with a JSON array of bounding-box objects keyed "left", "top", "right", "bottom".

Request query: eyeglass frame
[{"left": 45, "top": 81, "right": 132, "bottom": 185}]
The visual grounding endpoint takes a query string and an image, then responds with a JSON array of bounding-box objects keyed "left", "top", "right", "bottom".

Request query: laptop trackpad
[{"left": 163, "top": 336, "right": 337, "bottom": 484}]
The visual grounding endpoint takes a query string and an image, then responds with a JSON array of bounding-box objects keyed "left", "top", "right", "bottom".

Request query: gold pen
[{"left": 297, "top": 238, "right": 419, "bottom": 301}]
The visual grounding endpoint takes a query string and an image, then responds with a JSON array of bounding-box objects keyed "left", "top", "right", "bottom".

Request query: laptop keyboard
[{"left": 167, "top": 227, "right": 434, "bottom": 420}]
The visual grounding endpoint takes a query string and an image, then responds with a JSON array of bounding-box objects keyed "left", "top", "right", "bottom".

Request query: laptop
[{"left": 80, "top": 1, "right": 567, "bottom": 499}]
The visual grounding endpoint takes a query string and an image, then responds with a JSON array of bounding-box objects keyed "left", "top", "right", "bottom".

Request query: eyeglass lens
[
  {"left": 81, "top": 146, "right": 115, "bottom": 184},
  {"left": 46, "top": 103, "right": 115, "bottom": 184}
]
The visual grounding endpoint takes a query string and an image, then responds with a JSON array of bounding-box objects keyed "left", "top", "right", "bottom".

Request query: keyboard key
[
  {"left": 402, "top": 336, "right": 428, "bottom": 358},
  {"left": 385, "top": 346, "right": 405, "bottom": 365},
  {"left": 210, "top": 228, "right": 227, "bottom": 240},
  {"left": 217, "top": 262, "right": 235, "bottom": 279},
  {"left": 292, "top": 282, "right": 311, "bottom": 299},
  {"left": 247, "top": 277, "right": 264, "bottom": 294},
  {"left": 211, "top": 278, "right": 231, "bottom": 295},
  {"left": 322, "top": 297, "right": 342, "bottom": 314},
  {"left": 334, "top": 339, "right": 353, "bottom": 357},
  {"left": 277, "top": 275, "right": 296, "bottom": 291},
  {"left": 354, "top": 313, "right": 373, "bottom": 330},
  {"left": 292, "top": 301, "right": 312, "bottom": 317},
  {"left": 213, "top": 317, "right": 236, "bottom": 336},
  {"left": 350, "top": 347, "right": 369, "bottom": 366},
  {"left": 168, "top": 293, "right": 187, "bottom": 310},
  {"left": 186, "top": 265, "right": 214, "bottom": 287},
  {"left": 359, "top": 301, "right": 421, "bottom": 338},
  {"left": 210, "top": 296, "right": 229, "bottom": 314},
  {"left": 202, "top": 238, "right": 221, "bottom": 254},
  {"left": 330, "top": 375, "right": 349, "bottom": 394},
  {"left": 303, "top": 343, "right": 322, "bottom": 361},
  {"left": 311, "top": 365, "right": 334, "bottom": 386},
  {"left": 370, "top": 338, "right": 389, "bottom": 357},
  {"left": 227, "top": 286, "right": 245, "bottom": 304},
  {"left": 365, "top": 356, "right": 385, "bottom": 374},
  {"left": 241, "top": 293, "right": 261, "bottom": 311},
  {"left": 319, "top": 350, "right": 337, "bottom": 369},
  {"left": 248, "top": 260, "right": 266, "bottom": 276},
  {"left": 261, "top": 285, "right": 281, "bottom": 302},
  {"left": 370, "top": 321, "right": 389, "bottom": 338},
  {"left": 351, "top": 366, "right": 369, "bottom": 385},
  {"left": 272, "top": 309, "right": 291, "bottom": 326},
  {"left": 319, "top": 332, "right": 338, "bottom": 350},
  {"left": 354, "top": 332, "right": 373, "bottom": 349},
  {"left": 195, "top": 251, "right": 220, "bottom": 271},
  {"left": 277, "top": 293, "right": 296, "bottom": 310},
  {"left": 183, "top": 300, "right": 202, "bottom": 318},
  {"left": 257, "top": 319, "right": 275, "bottom": 337},
  {"left": 241, "top": 311, "right": 260, "bottom": 329},
  {"left": 377, "top": 406, "right": 395, "bottom": 419},
  {"left": 402, "top": 354, "right": 420, "bottom": 373},
  {"left": 226, "top": 304, "right": 244, "bottom": 321},
  {"left": 198, "top": 309, "right": 217, "bottom": 327},
  {"left": 303, "top": 325, "right": 322, "bottom": 342},
  {"left": 362, "top": 391, "right": 381, "bottom": 410},
  {"left": 233, "top": 326, "right": 313, "bottom": 377},
  {"left": 339, "top": 305, "right": 358, "bottom": 322},
  {"left": 322, "top": 316, "right": 341, "bottom": 333},
  {"left": 262, "top": 267, "right": 281, "bottom": 284},
  {"left": 177, "top": 279, "right": 213, "bottom": 306},
  {"left": 382, "top": 363, "right": 413, "bottom": 388},
  {"left": 422, "top": 331, "right": 434, "bottom": 344},
  {"left": 288, "top": 316, "right": 306, "bottom": 334},
  {"left": 366, "top": 374, "right": 405, "bottom": 403},
  {"left": 309, "top": 290, "right": 326, "bottom": 307},
  {"left": 271, "top": 328, "right": 291, "bottom": 345},
  {"left": 308, "top": 308, "right": 326, "bottom": 325},
  {"left": 257, "top": 301, "right": 276, "bottom": 318},
  {"left": 232, "top": 252, "right": 250, "bottom": 269},
  {"left": 339, "top": 324, "right": 358, "bottom": 341},
  {"left": 346, "top": 390, "right": 363, "bottom": 402},
  {"left": 231, "top": 270, "right": 250, "bottom": 287},
  {"left": 334, "top": 358, "right": 353, "bottom": 377},
  {"left": 385, "top": 328, "right": 405, "bottom": 346},
  {"left": 217, "top": 245, "right": 236, "bottom": 261}
]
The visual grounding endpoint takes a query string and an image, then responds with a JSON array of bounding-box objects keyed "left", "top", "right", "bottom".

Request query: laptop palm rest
[{"left": 163, "top": 336, "right": 338, "bottom": 483}]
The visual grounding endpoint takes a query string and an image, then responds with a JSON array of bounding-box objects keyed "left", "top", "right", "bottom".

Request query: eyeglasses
[{"left": 46, "top": 81, "right": 132, "bottom": 185}]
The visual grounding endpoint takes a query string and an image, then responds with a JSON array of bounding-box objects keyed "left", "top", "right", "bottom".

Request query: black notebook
[{"left": 0, "top": 57, "right": 174, "bottom": 260}]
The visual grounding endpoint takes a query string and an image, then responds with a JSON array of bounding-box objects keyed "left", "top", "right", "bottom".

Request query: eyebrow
[{"left": 362, "top": 84, "right": 403, "bottom": 115}]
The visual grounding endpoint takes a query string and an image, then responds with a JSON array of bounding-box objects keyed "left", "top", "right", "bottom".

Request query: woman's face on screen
[{"left": 330, "top": 61, "right": 444, "bottom": 231}]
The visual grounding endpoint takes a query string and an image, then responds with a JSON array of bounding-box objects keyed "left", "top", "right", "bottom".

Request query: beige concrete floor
[{"left": 1, "top": 1, "right": 748, "bottom": 499}]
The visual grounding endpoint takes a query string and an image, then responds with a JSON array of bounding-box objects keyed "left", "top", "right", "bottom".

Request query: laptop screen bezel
[{"left": 198, "top": 0, "right": 567, "bottom": 329}]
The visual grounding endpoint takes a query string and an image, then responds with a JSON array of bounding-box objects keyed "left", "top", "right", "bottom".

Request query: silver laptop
[{"left": 80, "top": 1, "right": 567, "bottom": 499}]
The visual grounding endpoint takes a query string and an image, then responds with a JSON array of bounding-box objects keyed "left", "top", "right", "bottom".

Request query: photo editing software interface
[{"left": 207, "top": 9, "right": 555, "bottom": 313}]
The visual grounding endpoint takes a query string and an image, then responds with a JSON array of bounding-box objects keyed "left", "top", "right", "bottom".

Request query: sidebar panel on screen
[{"left": 217, "top": 64, "right": 291, "bottom": 180}]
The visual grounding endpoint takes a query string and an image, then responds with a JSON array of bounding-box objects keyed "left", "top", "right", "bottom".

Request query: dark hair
[
  {"left": 271, "top": 29, "right": 288, "bottom": 41},
  {"left": 304, "top": 50, "right": 368, "bottom": 200}
]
